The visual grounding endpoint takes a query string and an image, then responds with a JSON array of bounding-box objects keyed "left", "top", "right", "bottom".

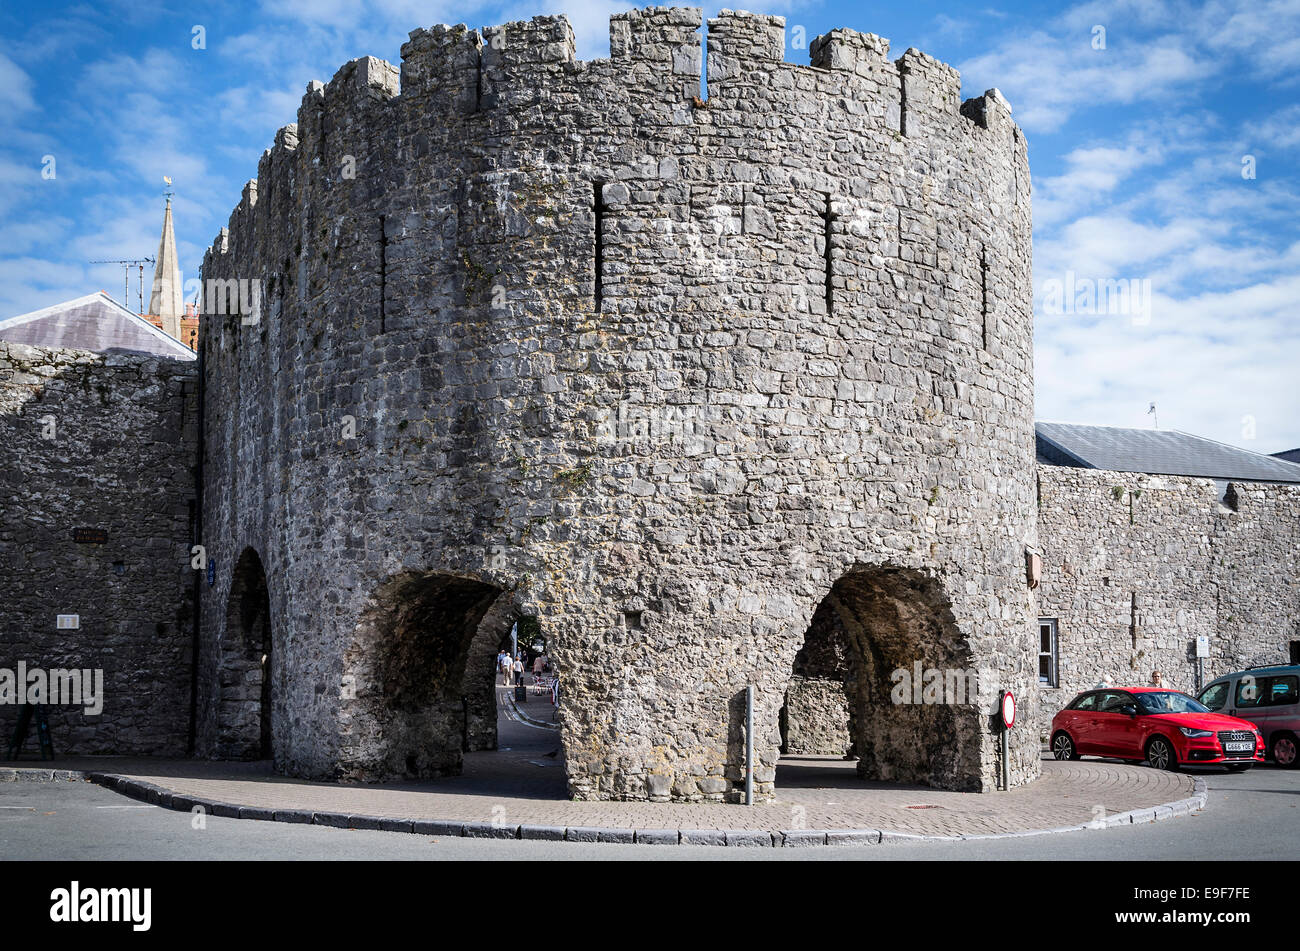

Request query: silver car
[{"left": 1197, "top": 664, "right": 1300, "bottom": 768}]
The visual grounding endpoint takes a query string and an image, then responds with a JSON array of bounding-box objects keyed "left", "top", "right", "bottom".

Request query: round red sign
[{"left": 1000, "top": 690, "right": 1016, "bottom": 729}]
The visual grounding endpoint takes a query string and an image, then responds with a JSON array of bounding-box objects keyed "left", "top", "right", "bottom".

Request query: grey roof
[
  {"left": 1035, "top": 422, "right": 1300, "bottom": 484},
  {"left": 1273, "top": 449, "right": 1300, "bottom": 465},
  {"left": 0, "top": 292, "right": 196, "bottom": 360}
]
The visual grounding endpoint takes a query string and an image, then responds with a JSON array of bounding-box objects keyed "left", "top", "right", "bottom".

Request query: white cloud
[
  {"left": 0, "top": 53, "right": 37, "bottom": 115},
  {"left": 960, "top": 29, "right": 1205, "bottom": 132},
  {"left": 957, "top": 0, "right": 1300, "bottom": 133},
  {"left": 1242, "top": 104, "right": 1300, "bottom": 152}
]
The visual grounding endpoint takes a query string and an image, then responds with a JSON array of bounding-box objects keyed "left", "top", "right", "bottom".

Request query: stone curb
[
  {"left": 502, "top": 690, "right": 560, "bottom": 731},
  {"left": 3, "top": 767, "right": 1210, "bottom": 848}
]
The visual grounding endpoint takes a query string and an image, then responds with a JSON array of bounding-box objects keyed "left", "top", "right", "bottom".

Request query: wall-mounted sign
[
  {"left": 1196, "top": 635, "right": 1210, "bottom": 659},
  {"left": 207, "top": 559, "right": 216, "bottom": 588},
  {"left": 999, "top": 690, "right": 1016, "bottom": 729},
  {"left": 56, "top": 614, "right": 80, "bottom": 630},
  {"left": 1025, "top": 550, "right": 1041, "bottom": 590},
  {"left": 72, "top": 528, "right": 108, "bottom": 544}
]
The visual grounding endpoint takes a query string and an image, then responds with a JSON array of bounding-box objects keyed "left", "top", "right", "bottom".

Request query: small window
[
  {"left": 1096, "top": 691, "right": 1134, "bottom": 713},
  {"left": 1198, "top": 681, "right": 1228, "bottom": 712},
  {"left": 1070, "top": 693, "right": 1098, "bottom": 711},
  {"left": 1267, "top": 675, "right": 1298, "bottom": 706},
  {"left": 1236, "top": 676, "right": 1266, "bottom": 709},
  {"left": 1038, "top": 618, "right": 1059, "bottom": 687},
  {"left": 1290, "top": 641, "right": 1300, "bottom": 665}
]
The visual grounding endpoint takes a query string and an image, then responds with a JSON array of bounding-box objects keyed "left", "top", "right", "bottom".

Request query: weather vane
[{"left": 163, "top": 175, "right": 174, "bottom": 202}]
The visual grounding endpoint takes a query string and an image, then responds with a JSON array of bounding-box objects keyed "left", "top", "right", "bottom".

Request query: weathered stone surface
[
  {"left": 634, "top": 829, "right": 680, "bottom": 845},
  {"left": 0, "top": 340, "right": 197, "bottom": 756},
  {"left": 1035, "top": 468, "right": 1300, "bottom": 737},
  {"left": 194, "top": 7, "right": 1040, "bottom": 802}
]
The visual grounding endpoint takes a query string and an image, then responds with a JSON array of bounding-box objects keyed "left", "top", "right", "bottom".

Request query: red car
[{"left": 1050, "top": 687, "right": 1265, "bottom": 772}]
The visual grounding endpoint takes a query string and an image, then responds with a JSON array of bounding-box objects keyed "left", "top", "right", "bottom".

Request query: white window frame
[{"left": 1038, "top": 617, "right": 1059, "bottom": 687}]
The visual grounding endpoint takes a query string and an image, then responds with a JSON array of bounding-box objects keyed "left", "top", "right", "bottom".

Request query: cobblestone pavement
[{"left": 1, "top": 688, "right": 1196, "bottom": 837}]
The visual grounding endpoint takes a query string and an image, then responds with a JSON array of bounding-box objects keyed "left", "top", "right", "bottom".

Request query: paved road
[
  {"left": 0, "top": 688, "right": 1200, "bottom": 838},
  {"left": 1, "top": 764, "right": 1295, "bottom": 860}
]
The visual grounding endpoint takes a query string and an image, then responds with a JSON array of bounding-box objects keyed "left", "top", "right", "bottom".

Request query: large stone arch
[
  {"left": 216, "top": 547, "right": 274, "bottom": 759},
  {"left": 340, "top": 571, "right": 509, "bottom": 781},
  {"left": 780, "top": 566, "right": 982, "bottom": 791}
]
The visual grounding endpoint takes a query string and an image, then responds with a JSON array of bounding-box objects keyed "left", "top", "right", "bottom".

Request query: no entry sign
[{"left": 1000, "top": 690, "right": 1016, "bottom": 729}]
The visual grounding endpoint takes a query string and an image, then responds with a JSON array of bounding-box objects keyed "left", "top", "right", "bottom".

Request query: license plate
[{"left": 1224, "top": 741, "right": 1253, "bottom": 753}]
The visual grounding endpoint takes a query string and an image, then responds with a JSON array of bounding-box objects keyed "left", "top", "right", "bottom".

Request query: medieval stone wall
[
  {"left": 197, "top": 7, "right": 1040, "bottom": 799},
  {"left": 0, "top": 341, "right": 197, "bottom": 755},
  {"left": 1034, "top": 465, "right": 1300, "bottom": 738}
]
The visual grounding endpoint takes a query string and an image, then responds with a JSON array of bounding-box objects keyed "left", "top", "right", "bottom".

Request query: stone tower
[{"left": 196, "top": 7, "right": 1039, "bottom": 801}]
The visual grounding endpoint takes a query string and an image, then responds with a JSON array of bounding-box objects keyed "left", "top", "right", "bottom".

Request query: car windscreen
[{"left": 1135, "top": 691, "right": 1209, "bottom": 714}]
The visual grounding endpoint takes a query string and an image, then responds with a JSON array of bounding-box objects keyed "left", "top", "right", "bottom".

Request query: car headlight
[{"left": 1179, "top": 727, "right": 1213, "bottom": 738}]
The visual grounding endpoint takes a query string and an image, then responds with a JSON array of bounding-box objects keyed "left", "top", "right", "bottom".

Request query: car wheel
[
  {"left": 1051, "top": 731, "right": 1079, "bottom": 761},
  {"left": 1146, "top": 736, "right": 1178, "bottom": 771},
  {"left": 1225, "top": 764, "right": 1252, "bottom": 773},
  {"left": 1270, "top": 732, "right": 1299, "bottom": 768}
]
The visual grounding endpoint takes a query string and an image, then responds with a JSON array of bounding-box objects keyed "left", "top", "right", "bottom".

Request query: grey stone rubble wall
[
  {"left": 782, "top": 599, "right": 856, "bottom": 755},
  {"left": 1034, "top": 465, "right": 1300, "bottom": 737},
  {"left": 783, "top": 677, "right": 853, "bottom": 755},
  {"left": 198, "top": 7, "right": 1040, "bottom": 799},
  {"left": 0, "top": 341, "right": 197, "bottom": 755}
]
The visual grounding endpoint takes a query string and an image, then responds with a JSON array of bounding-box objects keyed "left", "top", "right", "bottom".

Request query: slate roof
[
  {"left": 0, "top": 292, "right": 196, "bottom": 360},
  {"left": 1035, "top": 422, "right": 1300, "bottom": 484},
  {"left": 1273, "top": 448, "right": 1300, "bottom": 465}
]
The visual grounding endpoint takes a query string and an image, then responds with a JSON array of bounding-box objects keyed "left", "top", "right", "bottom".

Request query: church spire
[{"left": 149, "top": 184, "right": 183, "bottom": 340}]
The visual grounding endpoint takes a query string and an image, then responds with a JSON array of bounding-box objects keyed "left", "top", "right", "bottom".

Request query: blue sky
[{"left": 2, "top": 0, "right": 1297, "bottom": 451}]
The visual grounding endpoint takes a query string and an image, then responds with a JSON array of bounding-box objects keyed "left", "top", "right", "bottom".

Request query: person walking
[
  {"left": 497, "top": 650, "right": 511, "bottom": 686},
  {"left": 512, "top": 655, "right": 524, "bottom": 686}
]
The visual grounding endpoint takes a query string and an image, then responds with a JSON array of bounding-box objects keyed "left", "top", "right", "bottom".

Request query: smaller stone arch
[
  {"left": 779, "top": 565, "right": 982, "bottom": 791},
  {"left": 216, "top": 547, "right": 274, "bottom": 759},
  {"left": 458, "top": 593, "right": 521, "bottom": 751},
  {"left": 341, "top": 571, "right": 507, "bottom": 781}
]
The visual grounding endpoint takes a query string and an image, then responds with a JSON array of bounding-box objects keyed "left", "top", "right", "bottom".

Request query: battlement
[
  {"left": 206, "top": 6, "right": 1022, "bottom": 225},
  {"left": 400, "top": 23, "right": 481, "bottom": 106},
  {"left": 200, "top": 2, "right": 1024, "bottom": 348},
  {"left": 961, "top": 87, "right": 1015, "bottom": 134},
  {"left": 809, "top": 28, "right": 889, "bottom": 74},
  {"left": 707, "top": 9, "right": 786, "bottom": 76},
  {"left": 610, "top": 6, "right": 701, "bottom": 60},
  {"left": 328, "top": 55, "right": 401, "bottom": 102}
]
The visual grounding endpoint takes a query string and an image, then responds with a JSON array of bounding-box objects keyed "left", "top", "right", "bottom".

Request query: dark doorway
[{"left": 219, "top": 548, "right": 273, "bottom": 759}]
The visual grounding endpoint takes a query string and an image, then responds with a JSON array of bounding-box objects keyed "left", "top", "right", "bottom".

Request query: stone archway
[
  {"left": 342, "top": 572, "right": 507, "bottom": 781},
  {"left": 780, "top": 566, "right": 981, "bottom": 791},
  {"left": 217, "top": 547, "right": 273, "bottom": 759}
]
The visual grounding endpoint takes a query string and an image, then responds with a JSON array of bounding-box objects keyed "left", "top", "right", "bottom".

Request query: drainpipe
[
  {"left": 186, "top": 337, "right": 205, "bottom": 755},
  {"left": 745, "top": 684, "right": 754, "bottom": 806}
]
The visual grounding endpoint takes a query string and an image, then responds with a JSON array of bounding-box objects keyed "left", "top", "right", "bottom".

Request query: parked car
[
  {"left": 1196, "top": 664, "right": 1299, "bottom": 768},
  {"left": 1050, "top": 687, "right": 1264, "bottom": 772}
]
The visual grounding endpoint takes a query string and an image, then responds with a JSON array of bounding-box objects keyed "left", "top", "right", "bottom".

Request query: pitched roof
[
  {"left": 0, "top": 292, "right": 196, "bottom": 360},
  {"left": 1273, "top": 448, "right": 1300, "bottom": 465},
  {"left": 1035, "top": 421, "right": 1300, "bottom": 484}
]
